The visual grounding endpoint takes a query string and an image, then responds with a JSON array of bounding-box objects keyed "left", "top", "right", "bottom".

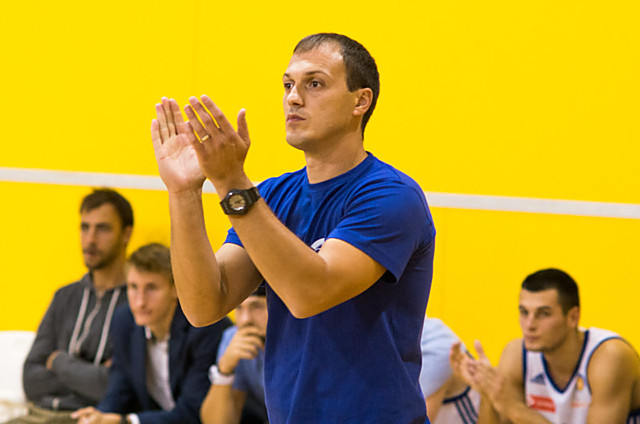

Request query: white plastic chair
[{"left": 0, "top": 331, "right": 35, "bottom": 421}]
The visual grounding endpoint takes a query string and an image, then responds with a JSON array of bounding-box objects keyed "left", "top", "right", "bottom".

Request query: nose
[
  {"left": 236, "top": 309, "right": 251, "bottom": 327},
  {"left": 523, "top": 315, "right": 537, "bottom": 331},
  {"left": 285, "top": 85, "right": 303, "bottom": 107},
  {"left": 130, "top": 291, "right": 146, "bottom": 308}
]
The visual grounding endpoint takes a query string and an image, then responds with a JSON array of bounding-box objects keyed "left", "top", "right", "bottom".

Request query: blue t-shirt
[{"left": 225, "top": 153, "right": 435, "bottom": 423}]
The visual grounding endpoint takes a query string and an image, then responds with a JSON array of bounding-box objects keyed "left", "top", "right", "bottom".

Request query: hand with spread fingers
[
  {"left": 151, "top": 97, "right": 206, "bottom": 193},
  {"left": 449, "top": 341, "right": 476, "bottom": 388},
  {"left": 183, "top": 95, "right": 252, "bottom": 193}
]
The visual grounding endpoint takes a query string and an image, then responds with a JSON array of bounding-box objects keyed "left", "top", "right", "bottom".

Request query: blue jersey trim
[
  {"left": 443, "top": 386, "right": 470, "bottom": 404},
  {"left": 542, "top": 329, "right": 590, "bottom": 393},
  {"left": 583, "top": 334, "right": 623, "bottom": 393}
]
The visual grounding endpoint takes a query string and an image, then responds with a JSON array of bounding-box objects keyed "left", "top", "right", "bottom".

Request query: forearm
[
  {"left": 52, "top": 352, "right": 109, "bottom": 402},
  {"left": 201, "top": 386, "right": 243, "bottom": 424},
  {"left": 229, "top": 198, "right": 347, "bottom": 318},
  {"left": 23, "top": 363, "right": 66, "bottom": 400},
  {"left": 168, "top": 189, "right": 227, "bottom": 326}
]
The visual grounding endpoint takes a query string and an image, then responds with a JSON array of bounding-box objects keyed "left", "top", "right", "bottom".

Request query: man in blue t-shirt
[{"left": 151, "top": 33, "right": 436, "bottom": 423}]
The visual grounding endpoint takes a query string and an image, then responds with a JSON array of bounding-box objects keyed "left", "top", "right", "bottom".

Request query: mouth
[{"left": 286, "top": 113, "right": 304, "bottom": 123}]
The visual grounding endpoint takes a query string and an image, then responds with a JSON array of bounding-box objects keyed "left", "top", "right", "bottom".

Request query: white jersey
[
  {"left": 432, "top": 386, "right": 480, "bottom": 424},
  {"left": 523, "top": 327, "right": 620, "bottom": 423}
]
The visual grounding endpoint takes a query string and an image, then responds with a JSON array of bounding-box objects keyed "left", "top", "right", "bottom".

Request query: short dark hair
[
  {"left": 293, "top": 33, "right": 380, "bottom": 136},
  {"left": 521, "top": 268, "right": 580, "bottom": 314},
  {"left": 127, "top": 243, "right": 173, "bottom": 285},
  {"left": 251, "top": 284, "right": 266, "bottom": 297},
  {"left": 80, "top": 188, "right": 134, "bottom": 229}
]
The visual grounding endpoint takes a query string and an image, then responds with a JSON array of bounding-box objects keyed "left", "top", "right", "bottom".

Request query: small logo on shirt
[
  {"left": 576, "top": 376, "right": 584, "bottom": 391},
  {"left": 527, "top": 394, "right": 556, "bottom": 412},
  {"left": 310, "top": 238, "right": 325, "bottom": 252},
  {"left": 530, "top": 373, "right": 546, "bottom": 385}
]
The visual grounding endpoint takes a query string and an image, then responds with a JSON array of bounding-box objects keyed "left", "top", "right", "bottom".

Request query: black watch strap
[{"left": 220, "top": 187, "right": 261, "bottom": 215}]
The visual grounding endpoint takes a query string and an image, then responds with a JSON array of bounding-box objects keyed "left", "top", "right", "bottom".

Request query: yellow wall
[{"left": 1, "top": 0, "right": 638, "bottom": 363}]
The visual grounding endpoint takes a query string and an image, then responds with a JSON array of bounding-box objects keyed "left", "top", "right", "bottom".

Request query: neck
[
  {"left": 543, "top": 328, "right": 585, "bottom": 378},
  {"left": 91, "top": 254, "right": 127, "bottom": 295},
  {"left": 304, "top": 134, "right": 367, "bottom": 184},
  {"left": 150, "top": 302, "right": 177, "bottom": 341}
]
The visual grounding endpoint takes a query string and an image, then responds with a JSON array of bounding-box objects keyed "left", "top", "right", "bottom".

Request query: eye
[
  {"left": 309, "top": 80, "right": 321, "bottom": 88},
  {"left": 283, "top": 82, "right": 293, "bottom": 90}
]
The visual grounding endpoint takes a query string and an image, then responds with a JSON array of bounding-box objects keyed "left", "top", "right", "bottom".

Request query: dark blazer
[{"left": 98, "top": 303, "right": 231, "bottom": 424}]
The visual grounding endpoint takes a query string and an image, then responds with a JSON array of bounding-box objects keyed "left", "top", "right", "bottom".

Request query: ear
[
  {"left": 353, "top": 88, "right": 373, "bottom": 117},
  {"left": 567, "top": 305, "right": 580, "bottom": 328},
  {"left": 121, "top": 225, "right": 133, "bottom": 247}
]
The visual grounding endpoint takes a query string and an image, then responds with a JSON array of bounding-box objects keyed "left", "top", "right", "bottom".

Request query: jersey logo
[
  {"left": 310, "top": 238, "right": 325, "bottom": 252},
  {"left": 527, "top": 394, "right": 556, "bottom": 412},
  {"left": 576, "top": 375, "right": 584, "bottom": 391},
  {"left": 529, "top": 373, "right": 546, "bottom": 385}
]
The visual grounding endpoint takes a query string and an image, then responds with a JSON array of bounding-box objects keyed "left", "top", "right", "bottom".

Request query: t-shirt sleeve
[{"left": 328, "top": 182, "right": 434, "bottom": 282}]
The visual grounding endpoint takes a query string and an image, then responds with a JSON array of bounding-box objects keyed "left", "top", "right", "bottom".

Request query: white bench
[{"left": 0, "top": 331, "right": 35, "bottom": 421}]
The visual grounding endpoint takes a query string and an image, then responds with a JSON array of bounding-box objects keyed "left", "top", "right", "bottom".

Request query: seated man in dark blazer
[{"left": 72, "top": 243, "right": 231, "bottom": 424}]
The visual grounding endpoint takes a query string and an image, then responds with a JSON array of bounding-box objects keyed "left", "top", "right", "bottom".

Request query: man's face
[
  {"left": 282, "top": 43, "right": 363, "bottom": 151},
  {"left": 126, "top": 266, "right": 177, "bottom": 329},
  {"left": 235, "top": 295, "right": 268, "bottom": 336},
  {"left": 80, "top": 203, "right": 130, "bottom": 271},
  {"left": 518, "top": 288, "right": 578, "bottom": 353}
]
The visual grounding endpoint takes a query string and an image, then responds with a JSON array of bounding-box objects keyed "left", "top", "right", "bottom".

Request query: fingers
[
  {"left": 169, "top": 98, "right": 187, "bottom": 135},
  {"left": 184, "top": 103, "right": 211, "bottom": 141},
  {"left": 162, "top": 97, "right": 176, "bottom": 137},
  {"left": 474, "top": 340, "right": 490, "bottom": 364},
  {"left": 155, "top": 103, "right": 170, "bottom": 143},
  {"left": 151, "top": 119, "right": 162, "bottom": 152},
  {"left": 185, "top": 121, "right": 204, "bottom": 156},
  {"left": 200, "top": 95, "right": 235, "bottom": 133},
  {"left": 71, "top": 407, "right": 94, "bottom": 419},
  {"left": 237, "top": 108, "right": 250, "bottom": 146}
]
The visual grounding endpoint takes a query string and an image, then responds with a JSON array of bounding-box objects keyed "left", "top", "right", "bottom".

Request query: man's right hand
[
  {"left": 151, "top": 97, "right": 206, "bottom": 193},
  {"left": 217, "top": 326, "right": 265, "bottom": 375}
]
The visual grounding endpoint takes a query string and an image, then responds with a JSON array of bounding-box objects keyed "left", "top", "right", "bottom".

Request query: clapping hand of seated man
[
  {"left": 217, "top": 325, "right": 265, "bottom": 375},
  {"left": 451, "top": 341, "right": 523, "bottom": 419},
  {"left": 71, "top": 407, "right": 124, "bottom": 424}
]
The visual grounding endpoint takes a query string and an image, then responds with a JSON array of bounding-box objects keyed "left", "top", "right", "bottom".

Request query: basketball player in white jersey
[{"left": 450, "top": 268, "right": 640, "bottom": 423}]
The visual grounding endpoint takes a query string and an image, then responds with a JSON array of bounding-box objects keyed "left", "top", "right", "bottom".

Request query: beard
[{"left": 84, "top": 240, "right": 123, "bottom": 271}]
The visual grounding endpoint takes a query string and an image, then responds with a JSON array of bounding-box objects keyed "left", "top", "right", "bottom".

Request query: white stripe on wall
[{"left": 1, "top": 167, "right": 639, "bottom": 219}]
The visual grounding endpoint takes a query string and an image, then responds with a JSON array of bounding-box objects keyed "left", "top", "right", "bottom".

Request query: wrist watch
[
  {"left": 210, "top": 365, "right": 235, "bottom": 386},
  {"left": 220, "top": 187, "right": 261, "bottom": 215}
]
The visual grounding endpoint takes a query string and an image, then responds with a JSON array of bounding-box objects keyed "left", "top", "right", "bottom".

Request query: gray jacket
[{"left": 23, "top": 273, "right": 127, "bottom": 411}]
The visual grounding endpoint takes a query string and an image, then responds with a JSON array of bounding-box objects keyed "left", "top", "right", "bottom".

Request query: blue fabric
[
  {"left": 225, "top": 153, "right": 435, "bottom": 423},
  {"left": 98, "top": 304, "right": 231, "bottom": 424},
  {"left": 216, "top": 327, "right": 267, "bottom": 416}
]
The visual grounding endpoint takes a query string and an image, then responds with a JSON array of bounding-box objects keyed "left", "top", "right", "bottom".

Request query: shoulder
[
  {"left": 498, "top": 338, "right": 525, "bottom": 382},
  {"left": 422, "top": 318, "right": 460, "bottom": 351},
  {"left": 52, "top": 277, "right": 88, "bottom": 297},
  {"left": 110, "top": 305, "right": 136, "bottom": 334},
  {"left": 258, "top": 169, "right": 306, "bottom": 196},
  {"left": 588, "top": 337, "right": 640, "bottom": 382}
]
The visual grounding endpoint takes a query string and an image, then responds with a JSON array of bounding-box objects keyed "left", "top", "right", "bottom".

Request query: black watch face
[{"left": 229, "top": 194, "right": 246, "bottom": 211}]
